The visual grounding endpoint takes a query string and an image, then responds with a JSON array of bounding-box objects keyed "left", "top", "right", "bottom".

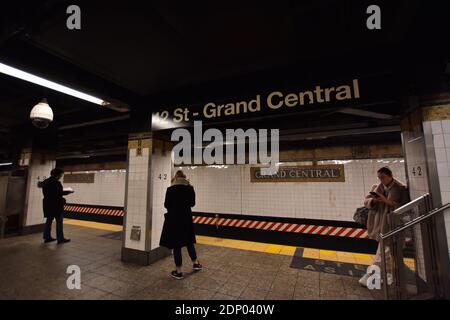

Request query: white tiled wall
[
  {"left": 180, "top": 158, "right": 406, "bottom": 222},
  {"left": 429, "top": 119, "right": 450, "bottom": 259},
  {"left": 402, "top": 125, "right": 429, "bottom": 281},
  {"left": 24, "top": 158, "right": 56, "bottom": 226},
  {"left": 150, "top": 150, "right": 173, "bottom": 250},
  {"left": 62, "top": 170, "right": 126, "bottom": 207},
  {"left": 124, "top": 148, "right": 150, "bottom": 251}
]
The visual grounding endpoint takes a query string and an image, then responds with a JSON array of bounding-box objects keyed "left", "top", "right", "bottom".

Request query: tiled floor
[{"left": 0, "top": 223, "right": 383, "bottom": 300}]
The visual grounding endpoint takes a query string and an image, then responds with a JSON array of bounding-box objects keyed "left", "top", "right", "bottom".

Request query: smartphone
[{"left": 370, "top": 191, "right": 380, "bottom": 198}]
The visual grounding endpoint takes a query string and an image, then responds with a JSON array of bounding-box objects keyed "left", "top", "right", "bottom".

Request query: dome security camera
[{"left": 30, "top": 99, "right": 53, "bottom": 129}]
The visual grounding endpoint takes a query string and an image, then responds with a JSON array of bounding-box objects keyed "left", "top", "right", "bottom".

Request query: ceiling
[{"left": 0, "top": 0, "right": 449, "bottom": 164}]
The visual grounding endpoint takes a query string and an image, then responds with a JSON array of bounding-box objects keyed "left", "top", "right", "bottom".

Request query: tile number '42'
[
  {"left": 411, "top": 166, "right": 423, "bottom": 177},
  {"left": 158, "top": 173, "right": 168, "bottom": 180}
]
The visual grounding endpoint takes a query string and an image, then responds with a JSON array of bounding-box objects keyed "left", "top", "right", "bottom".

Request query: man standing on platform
[{"left": 41, "top": 168, "right": 73, "bottom": 244}]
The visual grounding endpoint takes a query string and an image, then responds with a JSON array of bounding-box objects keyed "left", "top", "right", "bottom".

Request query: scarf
[{"left": 171, "top": 177, "right": 190, "bottom": 186}]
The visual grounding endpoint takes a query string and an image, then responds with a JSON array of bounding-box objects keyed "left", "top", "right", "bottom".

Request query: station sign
[
  {"left": 250, "top": 165, "right": 345, "bottom": 183},
  {"left": 151, "top": 74, "right": 397, "bottom": 131}
]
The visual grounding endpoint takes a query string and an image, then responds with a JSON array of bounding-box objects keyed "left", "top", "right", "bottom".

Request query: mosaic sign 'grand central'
[{"left": 250, "top": 165, "right": 345, "bottom": 182}]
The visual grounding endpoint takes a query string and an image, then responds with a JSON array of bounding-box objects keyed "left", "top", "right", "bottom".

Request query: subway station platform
[
  {"left": 0, "top": 221, "right": 382, "bottom": 300},
  {"left": 1, "top": 2, "right": 450, "bottom": 303}
]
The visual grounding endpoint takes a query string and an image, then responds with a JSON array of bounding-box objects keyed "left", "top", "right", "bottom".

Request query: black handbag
[{"left": 353, "top": 207, "right": 369, "bottom": 226}]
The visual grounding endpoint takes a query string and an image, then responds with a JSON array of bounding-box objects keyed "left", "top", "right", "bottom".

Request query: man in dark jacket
[{"left": 41, "top": 168, "right": 73, "bottom": 244}]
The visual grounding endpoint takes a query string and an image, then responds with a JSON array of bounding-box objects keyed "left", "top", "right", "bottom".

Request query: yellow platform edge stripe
[
  {"left": 64, "top": 219, "right": 375, "bottom": 265},
  {"left": 65, "top": 218, "right": 122, "bottom": 232},
  {"left": 195, "top": 235, "right": 375, "bottom": 265}
]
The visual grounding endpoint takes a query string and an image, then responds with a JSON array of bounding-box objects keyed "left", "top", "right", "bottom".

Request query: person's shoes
[
  {"left": 44, "top": 238, "right": 56, "bottom": 243},
  {"left": 358, "top": 273, "right": 370, "bottom": 287},
  {"left": 170, "top": 270, "right": 184, "bottom": 280},
  {"left": 387, "top": 273, "right": 393, "bottom": 285},
  {"left": 57, "top": 238, "right": 71, "bottom": 244},
  {"left": 193, "top": 263, "right": 203, "bottom": 271},
  {"left": 381, "top": 273, "right": 394, "bottom": 286}
]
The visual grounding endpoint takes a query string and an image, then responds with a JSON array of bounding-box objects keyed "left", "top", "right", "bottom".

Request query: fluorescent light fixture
[
  {"left": 0, "top": 62, "right": 109, "bottom": 106},
  {"left": 0, "top": 162, "right": 13, "bottom": 166}
]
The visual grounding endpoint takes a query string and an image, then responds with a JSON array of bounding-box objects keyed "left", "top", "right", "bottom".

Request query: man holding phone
[{"left": 359, "top": 167, "right": 409, "bottom": 287}]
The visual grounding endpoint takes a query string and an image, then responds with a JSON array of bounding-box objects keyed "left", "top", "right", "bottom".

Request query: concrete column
[
  {"left": 422, "top": 104, "right": 450, "bottom": 279},
  {"left": 149, "top": 139, "right": 174, "bottom": 250},
  {"left": 121, "top": 133, "right": 174, "bottom": 265},
  {"left": 401, "top": 100, "right": 450, "bottom": 298},
  {"left": 21, "top": 149, "right": 56, "bottom": 232},
  {"left": 19, "top": 128, "right": 57, "bottom": 234},
  {"left": 121, "top": 106, "right": 173, "bottom": 265}
]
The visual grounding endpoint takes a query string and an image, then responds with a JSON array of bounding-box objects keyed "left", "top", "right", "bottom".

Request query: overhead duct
[{"left": 58, "top": 114, "right": 130, "bottom": 130}]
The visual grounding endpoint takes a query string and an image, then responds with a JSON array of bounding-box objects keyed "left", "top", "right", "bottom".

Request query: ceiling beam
[
  {"left": 337, "top": 108, "right": 395, "bottom": 120},
  {"left": 57, "top": 114, "right": 130, "bottom": 130},
  {"left": 280, "top": 125, "right": 400, "bottom": 141}
]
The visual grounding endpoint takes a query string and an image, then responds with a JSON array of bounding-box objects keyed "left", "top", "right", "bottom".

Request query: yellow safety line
[
  {"left": 65, "top": 219, "right": 123, "bottom": 232},
  {"left": 199, "top": 233, "right": 413, "bottom": 270},
  {"left": 196, "top": 235, "right": 375, "bottom": 265},
  {"left": 63, "top": 220, "right": 375, "bottom": 265}
]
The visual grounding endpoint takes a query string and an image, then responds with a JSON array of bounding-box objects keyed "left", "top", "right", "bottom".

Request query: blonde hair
[{"left": 172, "top": 170, "right": 186, "bottom": 182}]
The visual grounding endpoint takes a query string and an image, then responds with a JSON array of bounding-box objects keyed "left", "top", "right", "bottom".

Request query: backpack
[{"left": 353, "top": 207, "right": 369, "bottom": 226}]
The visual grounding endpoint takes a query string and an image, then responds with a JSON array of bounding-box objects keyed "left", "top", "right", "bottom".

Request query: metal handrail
[
  {"left": 391, "top": 194, "right": 429, "bottom": 216},
  {"left": 380, "top": 199, "right": 450, "bottom": 300},
  {"left": 380, "top": 202, "right": 450, "bottom": 240},
  {"left": 380, "top": 193, "right": 432, "bottom": 299}
]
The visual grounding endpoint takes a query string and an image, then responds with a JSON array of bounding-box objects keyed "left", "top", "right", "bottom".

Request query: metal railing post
[
  {"left": 0, "top": 215, "right": 6, "bottom": 238},
  {"left": 426, "top": 216, "right": 440, "bottom": 297},
  {"left": 380, "top": 237, "right": 389, "bottom": 299},
  {"left": 379, "top": 196, "right": 450, "bottom": 300}
]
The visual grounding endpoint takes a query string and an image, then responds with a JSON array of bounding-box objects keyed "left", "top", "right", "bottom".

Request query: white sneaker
[
  {"left": 359, "top": 273, "right": 370, "bottom": 287},
  {"left": 388, "top": 273, "right": 393, "bottom": 285},
  {"left": 381, "top": 273, "right": 394, "bottom": 286}
]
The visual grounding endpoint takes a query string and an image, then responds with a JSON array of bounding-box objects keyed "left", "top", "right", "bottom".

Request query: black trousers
[
  {"left": 43, "top": 215, "right": 64, "bottom": 241},
  {"left": 173, "top": 244, "right": 197, "bottom": 267}
]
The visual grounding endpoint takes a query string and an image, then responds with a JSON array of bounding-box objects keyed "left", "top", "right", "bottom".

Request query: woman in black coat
[{"left": 159, "top": 170, "right": 202, "bottom": 279}]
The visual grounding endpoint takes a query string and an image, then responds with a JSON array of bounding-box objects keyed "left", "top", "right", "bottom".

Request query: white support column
[
  {"left": 149, "top": 140, "right": 173, "bottom": 250},
  {"left": 422, "top": 105, "right": 450, "bottom": 256},
  {"left": 401, "top": 102, "right": 450, "bottom": 298},
  {"left": 121, "top": 134, "right": 173, "bottom": 265},
  {"left": 20, "top": 148, "right": 56, "bottom": 234}
]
